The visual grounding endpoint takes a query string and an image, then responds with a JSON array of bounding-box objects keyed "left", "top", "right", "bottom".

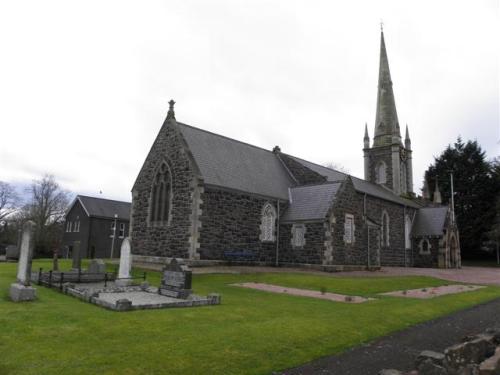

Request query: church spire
[
  {"left": 373, "top": 30, "right": 401, "bottom": 147},
  {"left": 364, "top": 123, "right": 370, "bottom": 148}
]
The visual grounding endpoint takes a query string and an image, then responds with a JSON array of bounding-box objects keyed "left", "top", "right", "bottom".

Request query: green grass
[{"left": 1, "top": 260, "right": 500, "bottom": 375}]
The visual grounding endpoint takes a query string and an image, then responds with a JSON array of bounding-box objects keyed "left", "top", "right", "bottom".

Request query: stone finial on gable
[
  {"left": 167, "top": 99, "right": 176, "bottom": 121},
  {"left": 272, "top": 145, "right": 281, "bottom": 154}
]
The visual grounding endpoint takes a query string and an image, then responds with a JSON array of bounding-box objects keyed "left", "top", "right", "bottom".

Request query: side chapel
[{"left": 130, "top": 30, "right": 461, "bottom": 269}]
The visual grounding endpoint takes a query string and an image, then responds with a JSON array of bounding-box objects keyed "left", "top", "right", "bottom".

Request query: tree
[
  {"left": 24, "top": 174, "right": 70, "bottom": 256},
  {"left": 324, "top": 161, "right": 350, "bottom": 174},
  {"left": 424, "top": 138, "right": 497, "bottom": 258},
  {"left": 0, "top": 181, "right": 21, "bottom": 221}
]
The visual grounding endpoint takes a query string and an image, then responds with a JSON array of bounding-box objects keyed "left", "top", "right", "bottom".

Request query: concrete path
[{"left": 280, "top": 297, "right": 500, "bottom": 375}]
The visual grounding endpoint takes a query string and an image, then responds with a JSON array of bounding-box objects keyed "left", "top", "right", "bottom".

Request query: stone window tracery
[
  {"left": 381, "top": 211, "right": 390, "bottom": 247},
  {"left": 420, "top": 238, "right": 431, "bottom": 254},
  {"left": 291, "top": 224, "right": 306, "bottom": 248},
  {"left": 260, "top": 203, "right": 276, "bottom": 242},
  {"left": 376, "top": 162, "right": 387, "bottom": 184},
  {"left": 150, "top": 161, "right": 172, "bottom": 225},
  {"left": 343, "top": 213, "right": 355, "bottom": 244}
]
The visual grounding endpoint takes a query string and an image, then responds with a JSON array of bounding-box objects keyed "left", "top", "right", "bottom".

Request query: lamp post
[{"left": 110, "top": 214, "right": 118, "bottom": 259}]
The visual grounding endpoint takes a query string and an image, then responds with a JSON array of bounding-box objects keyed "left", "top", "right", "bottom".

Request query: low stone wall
[{"left": 380, "top": 328, "right": 500, "bottom": 375}]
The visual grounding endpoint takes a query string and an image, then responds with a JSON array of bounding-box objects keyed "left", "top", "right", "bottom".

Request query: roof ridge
[
  {"left": 177, "top": 122, "right": 276, "bottom": 155},
  {"left": 291, "top": 181, "right": 343, "bottom": 189},
  {"left": 78, "top": 195, "right": 131, "bottom": 204}
]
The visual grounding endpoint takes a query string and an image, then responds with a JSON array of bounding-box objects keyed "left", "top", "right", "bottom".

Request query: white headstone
[
  {"left": 118, "top": 237, "right": 132, "bottom": 280},
  {"left": 17, "top": 221, "right": 35, "bottom": 286}
]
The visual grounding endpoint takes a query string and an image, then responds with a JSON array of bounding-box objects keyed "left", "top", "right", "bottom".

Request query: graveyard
[{"left": 1, "top": 255, "right": 500, "bottom": 374}]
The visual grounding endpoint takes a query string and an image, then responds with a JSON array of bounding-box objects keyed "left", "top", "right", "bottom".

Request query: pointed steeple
[
  {"left": 422, "top": 178, "right": 430, "bottom": 200},
  {"left": 405, "top": 124, "right": 411, "bottom": 149},
  {"left": 433, "top": 177, "right": 442, "bottom": 204},
  {"left": 364, "top": 123, "right": 370, "bottom": 148},
  {"left": 166, "top": 99, "right": 176, "bottom": 121},
  {"left": 373, "top": 30, "right": 401, "bottom": 147}
]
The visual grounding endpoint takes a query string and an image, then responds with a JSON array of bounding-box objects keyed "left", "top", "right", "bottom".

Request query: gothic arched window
[
  {"left": 404, "top": 215, "right": 412, "bottom": 249},
  {"left": 150, "top": 162, "right": 172, "bottom": 225},
  {"left": 401, "top": 163, "right": 407, "bottom": 194},
  {"left": 376, "top": 162, "right": 387, "bottom": 184},
  {"left": 260, "top": 203, "right": 276, "bottom": 242},
  {"left": 381, "top": 211, "right": 390, "bottom": 247}
]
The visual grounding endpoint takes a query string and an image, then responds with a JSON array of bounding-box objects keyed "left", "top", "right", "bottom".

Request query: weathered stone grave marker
[
  {"left": 9, "top": 221, "right": 37, "bottom": 302},
  {"left": 116, "top": 237, "right": 132, "bottom": 286},
  {"left": 159, "top": 258, "right": 192, "bottom": 299},
  {"left": 71, "top": 241, "right": 81, "bottom": 270},
  {"left": 88, "top": 259, "right": 106, "bottom": 274}
]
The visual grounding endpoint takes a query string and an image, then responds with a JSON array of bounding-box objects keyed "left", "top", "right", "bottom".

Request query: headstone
[
  {"left": 9, "top": 221, "right": 37, "bottom": 302},
  {"left": 88, "top": 259, "right": 106, "bottom": 274},
  {"left": 5, "top": 245, "right": 19, "bottom": 260},
  {"left": 52, "top": 249, "right": 59, "bottom": 271},
  {"left": 115, "top": 238, "right": 132, "bottom": 286},
  {"left": 158, "top": 258, "right": 192, "bottom": 299},
  {"left": 71, "top": 241, "right": 81, "bottom": 270}
]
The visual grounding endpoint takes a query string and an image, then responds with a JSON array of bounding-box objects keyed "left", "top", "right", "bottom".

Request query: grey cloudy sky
[{"left": 0, "top": 0, "right": 498, "bottom": 202}]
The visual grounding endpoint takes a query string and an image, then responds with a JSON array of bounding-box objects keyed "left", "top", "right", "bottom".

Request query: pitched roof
[
  {"left": 286, "top": 155, "right": 420, "bottom": 208},
  {"left": 281, "top": 182, "right": 342, "bottom": 222},
  {"left": 76, "top": 195, "right": 131, "bottom": 220},
  {"left": 412, "top": 207, "right": 448, "bottom": 236},
  {"left": 177, "top": 122, "right": 294, "bottom": 200}
]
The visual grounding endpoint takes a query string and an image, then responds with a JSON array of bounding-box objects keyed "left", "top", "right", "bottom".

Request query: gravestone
[
  {"left": 115, "top": 238, "right": 132, "bottom": 286},
  {"left": 158, "top": 258, "right": 192, "bottom": 299},
  {"left": 88, "top": 259, "right": 106, "bottom": 274},
  {"left": 9, "top": 221, "right": 37, "bottom": 302},
  {"left": 53, "top": 249, "right": 59, "bottom": 271},
  {"left": 71, "top": 241, "right": 81, "bottom": 270}
]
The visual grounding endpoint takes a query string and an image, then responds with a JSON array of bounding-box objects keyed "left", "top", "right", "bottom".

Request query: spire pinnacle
[
  {"left": 433, "top": 177, "right": 442, "bottom": 204},
  {"left": 405, "top": 124, "right": 411, "bottom": 149},
  {"left": 373, "top": 28, "right": 401, "bottom": 147},
  {"left": 167, "top": 99, "right": 176, "bottom": 121},
  {"left": 422, "top": 178, "right": 430, "bottom": 200},
  {"left": 364, "top": 123, "right": 370, "bottom": 148}
]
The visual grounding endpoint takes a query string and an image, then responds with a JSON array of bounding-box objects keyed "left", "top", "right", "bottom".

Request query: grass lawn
[{"left": 1, "top": 260, "right": 500, "bottom": 375}]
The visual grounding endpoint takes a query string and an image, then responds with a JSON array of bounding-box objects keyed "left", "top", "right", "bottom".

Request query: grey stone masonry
[
  {"left": 198, "top": 187, "right": 287, "bottom": 262},
  {"left": 132, "top": 118, "right": 202, "bottom": 259}
]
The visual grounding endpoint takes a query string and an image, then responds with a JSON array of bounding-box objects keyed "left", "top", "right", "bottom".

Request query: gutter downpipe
[
  {"left": 275, "top": 199, "right": 280, "bottom": 267},
  {"left": 364, "top": 194, "right": 370, "bottom": 269}
]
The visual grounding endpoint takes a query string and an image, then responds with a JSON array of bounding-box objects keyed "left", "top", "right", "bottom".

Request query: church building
[{"left": 130, "top": 30, "right": 461, "bottom": 269}]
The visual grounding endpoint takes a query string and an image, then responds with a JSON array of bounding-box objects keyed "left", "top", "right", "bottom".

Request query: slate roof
[
  {"left": 178, "top": 123, "right": 295, "bottom": 200},
  {"left": 281, "top": 182, "right": 342, "bottom": 222},
  {"left": 77, "top": 195, "right": 131, "bottom": 220},
  {"left": 286, "top": 155, "right": 421, "bottom": 208},
  {"left": 412, "top": 207, "right": 448, "bottom": 236}
]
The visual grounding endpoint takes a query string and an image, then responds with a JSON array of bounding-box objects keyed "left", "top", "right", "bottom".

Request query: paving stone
[{"left": 479, "top": 347, "right": 500, "bottom": 375}]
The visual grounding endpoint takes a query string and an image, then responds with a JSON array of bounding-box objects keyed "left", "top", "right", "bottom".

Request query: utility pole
[{"left": 110, "top": 214, "right": 118, "bottom": 259}]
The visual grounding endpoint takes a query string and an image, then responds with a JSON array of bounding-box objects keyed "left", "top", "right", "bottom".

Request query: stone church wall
[
  {"left": 278, "top": 222, "right": 325, "bottom": 264},
  {"left": 367, "top": 146, "right": 394, "bottom": 189},
  {"left": 198, "top": 187, "right": 288, "bottom": 262},
  {"left": 412, "top": 237, "right": 440, "bottom": 267},
  {"left": 364, "top": 195, "right": 417, "bottom": 266},
  {"left": 131, "top": 122, "right": 196, "bottom": 258}
]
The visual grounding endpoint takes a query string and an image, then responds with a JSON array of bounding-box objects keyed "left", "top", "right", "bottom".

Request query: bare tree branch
[{"left": 0, "top": 181, "right": 21, "bottom": 220}]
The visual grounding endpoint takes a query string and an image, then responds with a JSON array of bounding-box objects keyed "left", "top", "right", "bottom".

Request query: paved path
[{"left": 280, "top": 297, "right": 500, "bottom": 375}]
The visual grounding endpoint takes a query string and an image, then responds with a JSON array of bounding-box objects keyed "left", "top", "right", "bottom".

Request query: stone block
[
  {"left": 479, "top": 347, "right": 500, "bottom": 375},
  {"left": 418, "top": 358, "right": 447, "bottom": 375},
  {"left": 208, "top": 293, "right": 221, "bottom": 305},
  {"left": 446, "top": 337, "right": 496, "bottom": 369},
  {"left": 115, "top": 298, "right": 132, "bottom": 311},
  {"left": 9, "top": 283, "right": 36, "bottom": 302},
  {"left": 416, "top": 350, "right": 445, "bottom": 368}
]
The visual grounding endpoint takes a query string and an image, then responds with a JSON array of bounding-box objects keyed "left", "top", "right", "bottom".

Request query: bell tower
[{"left": 363, "top": 28, "right": 413, "bottom": 195}]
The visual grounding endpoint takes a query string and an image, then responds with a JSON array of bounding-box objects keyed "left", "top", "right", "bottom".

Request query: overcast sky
[{"left": 0, "top": 0, "right": 498, "bottom": 202}]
